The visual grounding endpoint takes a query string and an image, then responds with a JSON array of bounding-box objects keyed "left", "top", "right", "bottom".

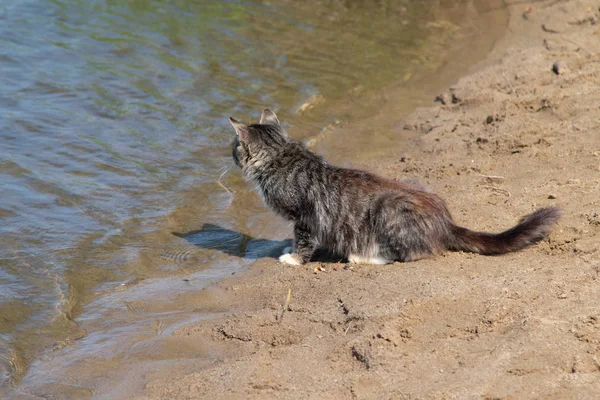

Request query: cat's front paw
[{"left": 279, "top": 252, "right": 301, "bottom": 265}]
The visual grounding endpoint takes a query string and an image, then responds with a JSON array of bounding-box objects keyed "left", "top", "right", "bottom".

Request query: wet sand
[{"left": 133, "top": 0, "right": 600, "bottom": 398}]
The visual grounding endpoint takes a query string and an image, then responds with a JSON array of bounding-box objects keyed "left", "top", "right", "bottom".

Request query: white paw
[
  {"left": 348, "top": 254, "right": 391, "bottom": 265},
  {"left": 368, "top": 256, "right": 392, "bottom": 265},
  {"left": 348, "top": 254, "right": 361, "bottom": 264},
  {"left": 279, "top": 252, "right": 301, "bottom": 265}
]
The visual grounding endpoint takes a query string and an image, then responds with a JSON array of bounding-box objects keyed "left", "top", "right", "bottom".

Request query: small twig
[
  {"left": 478, "top": 174, "right": 505, "bottom": 180},
  {"left": 541, "top": 24, "right": 560, "bottom": 34},
  {"left": 278, "top": 288, "right": 292, "bottom": 323},
  {"left": 481, "top": 185, "right": 512, "bottom": 197},
  {"left": 502, "top": 72, "right": 515, "bottom": 95},
  {"left": 478, "top": 174, "right": 505, "bottom": 184},
  {"left": 216, "top": 166, "right": 234, "bottom": 209}
]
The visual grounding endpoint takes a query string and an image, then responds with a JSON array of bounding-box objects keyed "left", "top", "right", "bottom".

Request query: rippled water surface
[{"left": 0, "top": 0, "right": 507, "bottom": 396}]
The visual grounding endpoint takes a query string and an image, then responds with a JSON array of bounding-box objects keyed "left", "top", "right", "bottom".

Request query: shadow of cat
[{"left": 172, "top": 223, "right": 343, "bottom": 262}]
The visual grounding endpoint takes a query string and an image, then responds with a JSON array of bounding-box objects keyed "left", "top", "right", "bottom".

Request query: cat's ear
[
  {"left": 259, "top": 109, "right": 280, "bottom": 126},
  {"left": 229, "top": 117, "right": 250, "bottom": 142}
]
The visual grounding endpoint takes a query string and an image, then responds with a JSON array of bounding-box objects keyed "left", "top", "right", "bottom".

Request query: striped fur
[{"left": 229, "top": 110, "right": 561, "bottom": 264}]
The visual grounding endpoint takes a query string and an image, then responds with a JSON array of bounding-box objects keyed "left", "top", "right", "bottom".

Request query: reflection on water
[{"left": 0, "top": 0, "right": 507, "bottom": 396}]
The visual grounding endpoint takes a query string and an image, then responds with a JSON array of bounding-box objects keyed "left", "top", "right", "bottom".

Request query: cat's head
[{"left": 229, "top": 109, "right": 288, "bottom": 170}]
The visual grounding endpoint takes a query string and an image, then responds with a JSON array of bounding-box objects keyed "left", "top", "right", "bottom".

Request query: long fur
[{"left": 230, "top": 110, "right": 561, "bottom": 264}]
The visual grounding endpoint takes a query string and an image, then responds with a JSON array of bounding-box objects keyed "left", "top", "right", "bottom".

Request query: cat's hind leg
[
  {"left": 348, "top": 254, "right": 391, "bottom": 265},
  {"left": 347, "top": 243, "right": 392, "bottom": 265}
]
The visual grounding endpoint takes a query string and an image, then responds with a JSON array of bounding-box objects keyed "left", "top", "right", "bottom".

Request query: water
[{"left": 0, "top": 0, "right": 507, "bottom": 396}]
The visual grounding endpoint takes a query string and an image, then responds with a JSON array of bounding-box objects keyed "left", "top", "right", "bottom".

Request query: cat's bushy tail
[{"left": 448, "top": 207, "right": 561, "bottom": 255}]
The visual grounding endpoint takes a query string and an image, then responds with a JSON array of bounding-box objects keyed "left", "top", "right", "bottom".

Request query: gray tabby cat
[{"left": 230, "top": 109, "right": 561, "bottom": 265}]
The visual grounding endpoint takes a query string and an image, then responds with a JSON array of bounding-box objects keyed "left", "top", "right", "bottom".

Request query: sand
[{"left": 138, "top": 0, "right": 600, "bottom": 398}]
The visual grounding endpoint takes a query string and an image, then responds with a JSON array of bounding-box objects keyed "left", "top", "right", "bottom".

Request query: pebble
[
  {"left": 552, "top": 61, "right": 569, "bottom": 75},
  {"left": 434, "top": 92, "right": 451, "bottom": 105}
]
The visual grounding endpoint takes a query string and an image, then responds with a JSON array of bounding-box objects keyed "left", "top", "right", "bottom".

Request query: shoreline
[
  {"left": 5, "top": 3, "right": 510, "bottom": 398},
  {"left": 14, "top": 0, "right": 600, "bottom": 398},
  {"left": 139, "top": 0, "right": 600, "bottom": 397},
  {"left": 145, "top": 0, "right": 600, "bottom": 398}
]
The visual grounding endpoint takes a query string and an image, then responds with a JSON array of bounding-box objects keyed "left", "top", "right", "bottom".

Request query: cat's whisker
[{"left": 218, "top": 165, "right": 231, "bottom": 180}]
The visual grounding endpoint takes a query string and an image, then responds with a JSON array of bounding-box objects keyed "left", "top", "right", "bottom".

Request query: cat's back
[
  {"left": 274, "top": 141, "right": 326, "bottom": 171},
  {"left": 337, "top": 167, "right": 447, "bottom": 208}
]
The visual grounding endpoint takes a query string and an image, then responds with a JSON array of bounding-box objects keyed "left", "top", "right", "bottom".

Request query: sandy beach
[{"left": 135, "top": 1, "right": 600, "bottom": 398}]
